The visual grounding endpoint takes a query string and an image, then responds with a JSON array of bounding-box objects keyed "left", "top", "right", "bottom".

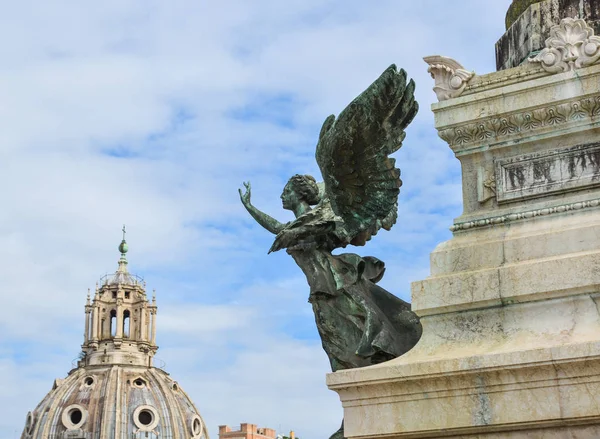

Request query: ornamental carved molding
[
  {"left": 438, "top": 95, "right": 600, "bottom": 149},
  {"left": 450, "top": 198, "right": 600, "bottom": 232},
  {"left": 424, "top": 55, "right": 475, "bottom": 101},
  {"left": 529, "top": 18, "right": 600, "bottom": 73}
]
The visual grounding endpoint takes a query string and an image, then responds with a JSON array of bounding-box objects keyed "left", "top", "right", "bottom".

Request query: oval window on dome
[
  {"left": 61, "top": 404, "right": 87, "bottom": 430},
  {"left": 70, "top": 409, "right": 82, "bottom": 425},
  {"left": 84, "top": 376, "right": 94, "bottom": 386},
  {"left": 191, "top": 416, "right": 203, "bottom": 437},
  {"left": 138, "top": 410, "right": 153, "bottom": 425},
  {"left": 133, "top": 405, "right": 159, "bottom": 431},
  {"left": 25, "top": 411, "right": 35, "bottom": 435},
  {"left": 132, "top": 377, "right": 147, "bottom": 388}
]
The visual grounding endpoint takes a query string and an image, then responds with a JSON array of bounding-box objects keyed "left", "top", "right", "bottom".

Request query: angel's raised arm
[{"left": 239, "top": 182, "right": 286, "bottom": 235}]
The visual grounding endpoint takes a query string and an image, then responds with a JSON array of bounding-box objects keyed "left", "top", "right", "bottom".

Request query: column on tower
[
  {"left": 129, "top": 310, "right": 136, "bottom": 339},
  {"left": 151, "top": 310, "right": 157, "bottom": 345},
  {"left": 140, "top": 303, "right": 147, "bottom": 342},
  {"left": 147, "top": 308, "right": 152, "bottom": 341},
  {"left": 116, "top": 295, "right": 123, "bottom": 340},
  {"left": 84, "top": 307, "right": 90, "bottom": 343},
  {"left": 84, "top": 289, "right": 92, "bottom": 344},
  {"left": 91, "top": 300, "right": 99, "bottom": 341},
  {"left": 101, "top": 311, "right": 108, "bottom": 339},
  {"left": 88, "top": 311, "right": 93, "bottom": 341},
  {"left": 150, "top": 294, "right": 157, "bottom": 346}
]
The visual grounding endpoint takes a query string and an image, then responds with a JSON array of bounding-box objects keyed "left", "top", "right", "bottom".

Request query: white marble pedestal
[{"left": 327, "top": 18, "right": 600, "bottom": 439}]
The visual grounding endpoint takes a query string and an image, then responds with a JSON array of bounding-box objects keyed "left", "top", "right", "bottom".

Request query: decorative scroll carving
[
  {"left": 529, "top": 18, "right": 600, "bottom": 73},
  {"left": 477, "top": 168, "right": 497, "bottom": 204},
  {"left": 424, "top": 55, "right": 475, "bottom": 101},
  {"left": 438, "top": 95, "right": 600, "bottom": 149},
  {"left": 450, "top": 198, "right": 600, "bottom": 232}
]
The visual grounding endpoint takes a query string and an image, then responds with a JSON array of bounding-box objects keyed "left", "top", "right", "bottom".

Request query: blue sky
[{"left": 0, "top": 1, "right": 512, "bottom": 437}]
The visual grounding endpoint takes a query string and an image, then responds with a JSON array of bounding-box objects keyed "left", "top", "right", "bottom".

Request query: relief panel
[{"left": 495, "top": 142, "right": 600, "bottom": 202}]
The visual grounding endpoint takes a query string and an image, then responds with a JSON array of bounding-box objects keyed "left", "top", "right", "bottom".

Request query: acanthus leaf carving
[
  {"left": 581, "top": 96, "right": 600, "bottom": 117},
  {"left": 569, "top": 102, "right": 587, "bottom": 120},
  {"left": 475, "top": 123, "right": 493, "bottom": 141},
  {"left": 529, "top": 18, "right": 600, "bottom": 73},
  {"left": 435, "top": 93, "right": 600, "bottom": 149},
  {"left": 495, "top": 116, "right": 519, "bottom": 136},
  {"left": 453, "top": 127, "right": 473, "bottom": 145},
  {"left": 424, "top": 55, "right": 475, "bottom": 101},
  {"left": 545, "top": 106, "right": 567, "bottom": 125},
  {"left": 516, "top": 112, "right": 542, "bottom": 131}
]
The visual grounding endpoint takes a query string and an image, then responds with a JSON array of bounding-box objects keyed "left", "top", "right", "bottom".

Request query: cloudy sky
[{"left": 0, "top": 1, "right": 512, "bottom": 437}]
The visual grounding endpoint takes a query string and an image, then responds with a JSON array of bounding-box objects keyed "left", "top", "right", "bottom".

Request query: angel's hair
[{"left": 287, "top": 174, "right": 321, "bottom": 205}]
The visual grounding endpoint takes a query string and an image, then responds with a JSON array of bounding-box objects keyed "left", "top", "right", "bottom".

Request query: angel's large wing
[{"left": 316, "top": 64, "right": 418, "bottom": 246}]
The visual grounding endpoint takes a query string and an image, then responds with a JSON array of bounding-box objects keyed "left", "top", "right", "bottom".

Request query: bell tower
[{"left": 81, "top": 226, "right": 158, "bottom": 367}]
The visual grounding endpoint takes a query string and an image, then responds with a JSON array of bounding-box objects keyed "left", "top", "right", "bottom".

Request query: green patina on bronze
[
  {"left": 506, "top": 0, "right": 543, "bottom": 29},
  {"left": 240, "top": 65, "right": 421, "bottom": 439}
]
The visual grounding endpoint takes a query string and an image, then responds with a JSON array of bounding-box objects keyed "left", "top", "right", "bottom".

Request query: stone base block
[
  {"left": 327, "top": 211, "right": 600, "bottom": 438},
  {"left": 328, "top": 341, "right": 600, "bottom": 438}
]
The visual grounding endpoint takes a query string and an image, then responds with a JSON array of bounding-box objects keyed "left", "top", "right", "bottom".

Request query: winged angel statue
[{"left": 240, "top": 66, "right": 422, "bottom": 436}]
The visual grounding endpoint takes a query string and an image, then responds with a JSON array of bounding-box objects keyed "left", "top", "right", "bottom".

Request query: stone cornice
[
  {"left": 438, "top": 93, "right": 600, "bottom": 151},
  {"left": 461, "top": 64, "right": 547, "bottom": 96},
  {"left": 450, "top": 198, "right": 600, "bottom": 232}
]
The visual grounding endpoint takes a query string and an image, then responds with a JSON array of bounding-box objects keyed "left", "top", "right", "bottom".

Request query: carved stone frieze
[
  {"left": 424, "top": 55, "right": 475, "bottom": 101},
  {"left": 529, "top": 18, "right": 600, "bottom": 73},
  {"left": 495, "top": 142, "right": 600, "bottom": 203},
  {"left": 438, "top": 95, "right": 600, "bottom": 149},
  {"left": 450, "top": 198, "right": 600, "bottom": 232}
]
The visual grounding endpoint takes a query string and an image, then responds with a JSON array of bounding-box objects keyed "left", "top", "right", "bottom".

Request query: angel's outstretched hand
[{"left": 239, "top": 181, "right": 252, "bottom": 207}]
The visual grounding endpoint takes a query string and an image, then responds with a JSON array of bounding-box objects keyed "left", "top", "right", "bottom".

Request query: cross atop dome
[
  {"left": 119, "top": 224, "right": 128, "bottom": 256},
  {"left": 103, "top": 226, "right": 143, "bottom": 287}
]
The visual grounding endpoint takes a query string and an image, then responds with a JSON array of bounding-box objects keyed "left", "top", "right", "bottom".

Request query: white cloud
[{"left": 160, "top": 305, "right": 256, "bottom": 334}]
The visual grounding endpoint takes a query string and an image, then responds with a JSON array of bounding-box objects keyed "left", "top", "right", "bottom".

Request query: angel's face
[{"left": 281, "top": 183, "right": 300, "bottom": 211}]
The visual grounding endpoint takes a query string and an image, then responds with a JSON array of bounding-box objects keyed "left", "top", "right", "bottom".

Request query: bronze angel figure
[{"left": 240, "top": 65, "right": 422, "bottom": 437}]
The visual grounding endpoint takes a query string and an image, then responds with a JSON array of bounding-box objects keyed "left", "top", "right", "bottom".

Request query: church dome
[
  {"left": 22, "top": 366, "right": 206, "bottom": 439},
  {"left": 20, "top": 229, "right": 208, "bottom": 439}
]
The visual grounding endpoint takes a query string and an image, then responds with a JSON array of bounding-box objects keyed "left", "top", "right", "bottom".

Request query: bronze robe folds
[{"left": 289, "top": 249, "right": 422, "bottom": 372}]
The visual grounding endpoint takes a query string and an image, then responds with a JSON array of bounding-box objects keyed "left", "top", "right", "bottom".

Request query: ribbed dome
[{"left": 21, "top": 364, "right": 207, "bottom": 439}]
